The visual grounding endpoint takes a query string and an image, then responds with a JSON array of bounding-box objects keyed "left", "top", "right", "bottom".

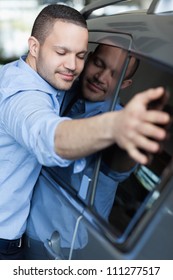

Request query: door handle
[{"left": 44, "top": 231, "right": 65, "bottom": 260}]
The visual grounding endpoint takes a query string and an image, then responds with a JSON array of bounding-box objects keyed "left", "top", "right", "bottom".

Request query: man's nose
[
  {"left": 64, "top": 54, "right": 76, "bottom": 71},
  {"left": 96, "top": 70, "right": 109, "bottom": 83}
]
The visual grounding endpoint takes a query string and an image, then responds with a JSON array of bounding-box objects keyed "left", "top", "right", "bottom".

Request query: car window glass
[{"left": 92, "top": 56, "right": 173, "bottom": 242}]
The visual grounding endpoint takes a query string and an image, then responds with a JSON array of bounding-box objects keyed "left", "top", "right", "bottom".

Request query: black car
[{"left": 27, "top": 0, "right": 173, "bottom": 260}]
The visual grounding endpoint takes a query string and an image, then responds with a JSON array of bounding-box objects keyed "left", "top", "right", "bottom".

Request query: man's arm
[{"left": 54, "top": 87, "right": 170, "bottom": 165}]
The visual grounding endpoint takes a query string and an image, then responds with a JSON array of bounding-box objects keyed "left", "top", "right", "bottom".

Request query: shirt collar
[{"left": 84, "top": 99, "right": 111, "bottom": 114}]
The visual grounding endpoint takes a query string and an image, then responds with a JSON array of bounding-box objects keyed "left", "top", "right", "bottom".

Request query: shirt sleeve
[
  {"left": 1, "top": 90, "right": 73, "bottom": 167},
  {"left": 100, "top": 161, "right": 137, "bottom": 182}
]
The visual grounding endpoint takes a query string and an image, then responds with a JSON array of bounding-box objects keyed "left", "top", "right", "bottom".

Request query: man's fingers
[
  {"left": 147, "top": 88, "right": 170, "bottom": 110},
  {"left": 139, "top": 87, "right": 166, "bottom": 106},
  {"left": 138, "top": 122, "right": 167, "bottom": 141},
  {"left": 128, "top": 147, "right": 149, "bottom": 165},
  {"left": 116, "top": 87, "right": 171, "bottom": 164},
  {"left": 145, "top": 110, "right": 170, "bottom": 125},
  {"left": 127, "top": 137, "right": 160, "bottom": 165}
]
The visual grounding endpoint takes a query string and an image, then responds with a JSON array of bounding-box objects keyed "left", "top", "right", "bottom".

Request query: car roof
[{"left": 82, "top": 0, "right": 173, "bottom": 70}]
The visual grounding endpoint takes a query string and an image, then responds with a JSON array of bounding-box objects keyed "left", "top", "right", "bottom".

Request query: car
[{"left": 26, "top": 0, "right": 173, "bottom": 260}]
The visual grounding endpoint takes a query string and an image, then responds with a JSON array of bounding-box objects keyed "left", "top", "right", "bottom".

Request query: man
[
  {"left": 24, "top": 45, "right": 162, "bottom": 260},
  {"left": 0, "top": 3, "right": 88, "bottom": 260},
  {"left": 0, "top": 4, "right": 170, "bottom": 260}
]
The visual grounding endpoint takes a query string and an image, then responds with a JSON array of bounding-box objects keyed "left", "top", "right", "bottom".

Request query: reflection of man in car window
[
  {"left": 77, "top": 44, "right": 137, "bottom": 102},
  {"left": 25, "top": 44, "right": 139, "bottom": 259},
  {"left": 62, "top": 44, "right": 138, "bottom": 115}
]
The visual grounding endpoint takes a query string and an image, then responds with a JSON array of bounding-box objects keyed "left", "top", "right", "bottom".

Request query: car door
[{"left": 68, "top": 40, "right": 173, "bottom": 260}]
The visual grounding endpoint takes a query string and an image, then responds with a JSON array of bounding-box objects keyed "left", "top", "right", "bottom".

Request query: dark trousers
[
  {"left": 0, "top": 249, "right": 24, "bottom": 260},
  {"left": 0, "top": 238, "right": 24, "bottom": 260}
]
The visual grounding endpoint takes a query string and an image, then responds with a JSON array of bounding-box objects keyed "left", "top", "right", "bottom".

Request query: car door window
[{"left": 90, "top": 54, "right": 173, "bottom": 247}]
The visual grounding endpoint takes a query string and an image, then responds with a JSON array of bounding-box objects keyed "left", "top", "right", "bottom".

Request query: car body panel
[{"left": 87, "top": 13, "right": 173, "bottom": 69}]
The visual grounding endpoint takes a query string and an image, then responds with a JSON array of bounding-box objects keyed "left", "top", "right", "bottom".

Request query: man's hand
[{"left": 113, "top": 87, "right": 171, "bottom": 164}]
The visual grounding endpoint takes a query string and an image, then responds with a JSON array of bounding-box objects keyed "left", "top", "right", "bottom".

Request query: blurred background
[{"left": 0, "top": 0, "right": 152, "bottom": 64}]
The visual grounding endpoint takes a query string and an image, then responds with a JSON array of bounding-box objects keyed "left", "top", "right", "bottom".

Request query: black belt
[{"left": 0, "top": 237, "right": 22, "bottom": 253}]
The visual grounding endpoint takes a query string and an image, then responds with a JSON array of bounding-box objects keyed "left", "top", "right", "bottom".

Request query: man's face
[
  {"left": 34, "top": 21, "right": 88, "bottom": 90},
  {"left": 81, "top": 45, "right": 126, "bottom": 102}
]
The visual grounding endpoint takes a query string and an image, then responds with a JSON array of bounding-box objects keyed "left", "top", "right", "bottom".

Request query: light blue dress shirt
[
  {"left": 26, "top": 86, "right": 135, "bottom": 250},
  {"left": 0, "top": 56, "right": 77, "bottom": 239}
]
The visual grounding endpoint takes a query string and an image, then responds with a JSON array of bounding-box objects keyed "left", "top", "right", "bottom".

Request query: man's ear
[
  {"left": 28, "top": 36, "right": 40, "bottom": 57},
  {"left": 121, "top": 79, "right": 132, "bottom": 89}
]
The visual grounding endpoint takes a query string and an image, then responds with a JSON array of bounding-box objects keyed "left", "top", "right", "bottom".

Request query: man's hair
[{"left": 31, "top": 4, "right": 87, "bottom": 44}]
